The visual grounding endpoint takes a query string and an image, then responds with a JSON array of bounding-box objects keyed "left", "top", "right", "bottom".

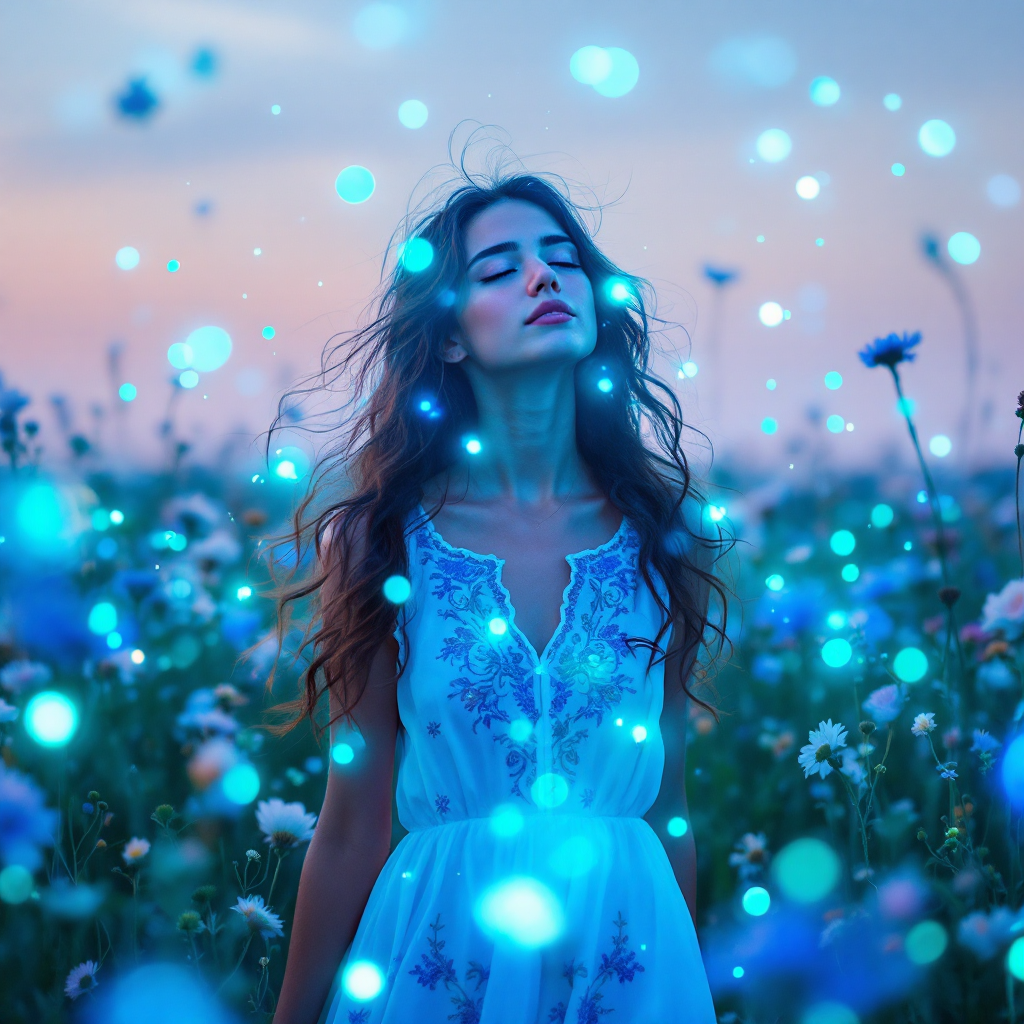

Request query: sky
[{"left": 0, "top": 0, "right": 1021, "bottom": 479}]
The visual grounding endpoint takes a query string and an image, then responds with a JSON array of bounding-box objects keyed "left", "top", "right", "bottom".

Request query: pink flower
[
  {"left": 980, "top": 580, "right": 1024, "bottom": 640},
  {"left": 862, "top": 684, "right": 906, "bottom": 724}
]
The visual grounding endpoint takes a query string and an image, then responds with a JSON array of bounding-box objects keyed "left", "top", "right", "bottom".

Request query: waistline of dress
[{"left": 403, "top": 812, "right": 649, "bottom": 834}]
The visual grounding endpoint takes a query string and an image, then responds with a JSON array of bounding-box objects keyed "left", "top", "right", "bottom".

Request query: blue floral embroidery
[
  {"left": 435, "top": 794, "right": 451, "bottom": 818},
  {"left": 347, "top": 1011, "right": 370, "bottom": 1024},
  {"left": 409, "top": 913, "right": 489, "bottom": 1024},
  {"left": 580, "top": 788, "right": 595, "bottom": 809},
  {"left": 427, "top": 721, "right": 441, "bottom": 738}
]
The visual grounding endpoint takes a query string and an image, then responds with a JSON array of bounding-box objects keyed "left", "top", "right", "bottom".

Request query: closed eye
[{"left": 480, "top": 267, "right": 516, "bottom": 283}]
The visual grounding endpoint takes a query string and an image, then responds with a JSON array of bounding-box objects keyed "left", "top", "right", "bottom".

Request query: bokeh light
[
  {"left": 115, "top": 246, "right": 140, "bottom": 270},
  {"left": 221, "top": 763, "right": 260, "bottom": 804},
  {"left": 871, "top": 503, "right": 894, "bottom": 528},
  {"left": 464, "top": 437, "right": 482, "bottom": 455},
  {"left": 802, "top": 1003, "right": 859, "bottom": 1024},
  {"left": 667, "top": 816, "right": 688, "bottom": 837},
  {"left": 809, "top": 76, "right": 840, "bottom": 106},
  {"left": 397, "top": 99, "right": 428, "bottom": 128},
  {"left": 680, "top": 360, "right": 698, "bottom": 377},
  {"left": 826, "top": 415, "right": 845, "bottom": 433},
  {"left": 632, "top": 724, "right": 647, "bottom": 743},
  {"left": 383, "top": 575, "right": 411, "bottom": 603},
  {"left": 166, "top": 259, "right": 180, "bottom": 272},
  {"left": 262, "top": 326, "right": 275, "bottom": 340},
  {"left": 270, "top": 446, "right": 311, "bottom": 481},
  {"left": 742, "top": 886, "right": 771, "bottom": 916},
  {"left": 570, "top": 45, "right": 612, "bottom": 85},
  {"left": 0, "top": 865, "right": 34, "bottom": 904},
  {"left": 490, "top": 803, "right": 525, "bottom": 837},
  {"left": 766, "top": 574, "right": 784, "bottom": 591},
  {"left": 756, "top": 128, "right": 792, "bottom": 163},
  {"left": 830, "top": 530, "right": 855, "bottom": 556},
  {"left": 772, "top": 837, "right": 840, "bottom": 903},
  {"left": 475, "top": 876, "right": 564, "bottom": 947},
  {"left": 918, "top": 119, "right": 956, "bottom": 157},
  {"left": 342, "top": 959, "right": 384, "bottom": 1000},
  {"left": 796, "top": 176, "right": 821, "bottom": 199},
  {"left": 184, "top": 326, "right": 232, "bottom": 372},
  {"left": 893, "top": 647, "right": 928, "bottom": 683},
  {"left": 766, "top": 378, "right": 777, "bottom": 390},
  {"left": 88, "top": 601, "right": 117, "bottom": 634},
  {"left": 759, "top": 301, "right": 784, "bottom": 326},
  {"left": 399, "top": 237, "right": 434, "bottom": 272},
  {"left": 335, "top": 165, "right": 376, "bottom": 204},
  {"left": 824, "top": 371, "right": 842, "bottom": 390},
  {"left": 905, "top": 920, "right": 948, "bottom": 964},
  {"left": 531, "top": 772, "right": 569, "bottom": 809},
  {"left": 118, "top": 383, "right": 137, "bottom": 401},
  {"left": 827, "top": 611, "right": 847, "bottom": 630},
  {"left": 929, "top": 434, "right": 952, "bottom": 457},
  {"left": 179, "top": 370, "right": 199, "bottom": 389},
  {"left": 352, "top": 3, "right": 407, "bottom": 49},
  {"left": 167, "top": 342, "right": 193, "bottom": 369},
  {"left": 821, "top": 638, "right": 852, "bottom": 668},
  {"left": 988, "top": 173, "right": 1021, "bottom": 207},
  {"left": 597, "top": 377, "right": 613, "bottom": 393},
  {"left": 25, "top": 691, "right": 79, "bottom": 747},
  {"left": 883, "top": 93, "right": 902, "bottom": 111},
  {"left": 549, "top": 835, "right": 598, "bottom": 878},
  {"left": 1003, "top": 735, "right": 1024, "bottom": 807},
  {"left": 761, "top": 417, "right": 778, "bottom": 434},
  {"left": 606, "top": 278, "right": 633, "bottom": 304},
  {"left": 841, "top": 563, "right": 859, "bottom": 582},
  {"left": 947, "top": 232, "right": 980, "bottom": 265},
  {"left": 332, "top": 743, "right": 354, "bottom": 765},
  {"left": 891, "top": 163, "right": 906, "bottom": 176},
  {"left": 1008, "top": 937, "right": 1024, "bottom": 980},
  {"left": 592, "top": 48, "right": 640, "bottom": 97}
]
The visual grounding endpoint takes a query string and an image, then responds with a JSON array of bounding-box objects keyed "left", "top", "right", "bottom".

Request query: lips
[{"left": 526, "top": 299, "right": 575, "bottom": 325}]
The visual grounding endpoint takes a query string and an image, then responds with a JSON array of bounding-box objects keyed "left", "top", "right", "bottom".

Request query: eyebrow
[{"left": 467, "top": 234, "right": 575, "bottom": 269}]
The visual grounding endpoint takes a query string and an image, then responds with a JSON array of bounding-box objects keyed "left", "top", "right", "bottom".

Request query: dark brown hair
[{"left": 263, "top": 163, "right": 730, "bottom": 741}]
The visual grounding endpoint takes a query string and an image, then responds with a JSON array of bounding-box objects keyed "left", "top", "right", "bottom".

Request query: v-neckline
[{"left": 415, "top": 502, "right": 629, "bottom": 667}]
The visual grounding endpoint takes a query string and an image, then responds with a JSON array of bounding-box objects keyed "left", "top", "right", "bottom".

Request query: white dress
[{"left": 317, "top": 505, "right": 716, "bottom": 1024}]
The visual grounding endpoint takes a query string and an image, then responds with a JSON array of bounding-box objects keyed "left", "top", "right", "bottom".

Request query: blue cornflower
[
  {"left": 937, "top": 761, "right": 958, "bottom": 780},
  {"left": 703, "top": 264, "right": 739, "bottom": 287},
  {"left": 859, "top": 331, "right": 921, "bottom": 369},
  {"left": 0, "top": 764, "right": 58, "bottom": 870},
  {"left": 970, "top": 729, "right": 1001, "bottom": 755}
]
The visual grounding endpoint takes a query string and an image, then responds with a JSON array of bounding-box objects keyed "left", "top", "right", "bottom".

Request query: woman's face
[{"left": 448, "top": 199, "right": 598, "bottom": 370}]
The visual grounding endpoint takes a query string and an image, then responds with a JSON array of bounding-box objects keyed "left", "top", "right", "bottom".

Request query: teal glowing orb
[
  {"left": 826, "top": 611, "right": 847, "bottom": 630},
  {"left": 17, "top": 484, "right": 65, "bottom": 546},
  {"left": 742, "top": 885, "right": 771, "bottom": 916},
  {"left": 905, "top": 920, "right": 947, "bottom": 965},
  {"left": 929, "top": 434, "right": 952, "bottom": 457},
  {"left": 809, "top": 76, "right": 840, "bottom": 106},
  {"left": 841, "top": 563, "right": 859, "bottom": 582},
  {"left": 488, "top": 617, "right": 508, "bottom": 636},
  {"left": 88, "top": 601, "right": 117, "bottom": 635},
  {"left": 667, "top": 816, "right": 688, "bottom": 837},
  {"left": 891, "top": 163, "right": 906, "bottom": 177},
  {"left": 0, "top": 865, "right": 33, "bottom": 904},
  {"left": 870, "top": 503, "right": 894, "bottom": 528},
  {"left": 531, "top": 773, "right": 569, "bottom": 809},
  {"left": 631, "top": 724, "right": 647, "bottom": 743},
  {"left": 773, "top": 837, "right": 839, "bottom": 903},
  {"left": 91, "top": 508, "right": 109, "bottom": 531},
  {"left": 681, "top": 361, "right": 698, "bottom": 378},
  {"left": 118, "top": 382, "right": 137, "bottom": 402},
  {"left": 270, "top": 446, "right": 310, "bottom": 481},
  {"left": 262, "top": 326, "right": 275, "bottom": 340},
  {"left": 1008, "top": 937, "right": 1024, "bottom": 980},
  {"left": 824, "top": 371, "right": 842, "bottom": 390},
  {"left": 509, "top": 719, "right": 532, "bottom": 743},
  {"left": 109, "top": 509, "right": 124, "bottom": 525},
  {"left": 549, "top": 835, "right": 598, "bottom": 879},
  {"left": 25, "top": 691, "right": 78, "bottom": 747},
  {"left": 222, "top": 763, "right": 260, "bottom": 804},
  {"left": 167, "top": 259, "right": 180, "bottom": 272},
  {"left": 397, "top": 99, "right": 428, "bottom": 128},
  {"left": 883, "top": 93, "right": 902, "bottom": 111},
  {"left": 464, "top": 437, "right": 482, "bottom": 455},
  {"left": 106, "top": 631, "right": 122, "bottom": 649},
  {"left": 759, "top": 301, "right": 783, "bottom": 327},
  {"left": 383, "top": 575, "right": 411, "bottom": 604},
  {"left": 802, "top": 1003, "right": 860, "bottom": 1024},
  {"left": 830, "top": 530, "right": 855, "bottom": 556},
  {"left": 826, "top": 415, "right": 845, "bottom": 433},
  {"left": 821, "top": 638, "right": 852, "bottom": 668},
  {"left": 167, "top": 342, "right": 193, "bottom": 369},
  {"left": 947, "top": 232, "right": 980, "bottom": 265},
  {"left": 115, "top": 246, "right": 140, "bottom": 270},
  {"left": 352, "top": 3, "right": 407, "bottom": 49},
  {"left": 475, "top": 876, "right": 564, "bottom": 947},
  {"left": 399, "top": 237, "right": 434, "bottom": 273},
  {"left": 342, "top": 959, "right": 384, "bottom": 1001},
  {"left": 918, "top": 119, "right": 956, "bottom": 157},
  {"left": 606, "top": 278, "right": 633, "bottom": 304},
  {"left": 765, "top": 574, "right": 784, "bottom": 591},
  {"left": 178, "top": 370, "right": 199, "bottom": 389},
  {"left": 332, "top": 742, "right": 355, "bottom": 765},
  {"left": 597, "top": 377, "right": 613, "bottom": 393},
  {"left": 733, "top": 965, "right": 745, "bottom": 979},
  {"left": 490, "top": 803, "right": 525, "bottom": 837},
  {"left": 796, "top": 175, "right": 820, "bottom": 200},
  {"left": 762, "top": 417, "right": 778, "bottom": 435},
  {"left": 184, "top": 325, "right": 232, "bottom": 372},
  {"left": 766, "top": 379, "right": 777, "bottom": 390},
  {"left": 592, "top": 47, "right": 639, "bottom": 97},
  {"left": 335, "top": 165, "right": 376, "bottom": 204},
  {"left": 570, "top": 45, "right": 612, "bottom": 85},
  {"left": 897, "top": 396, "right": 916, "bottom": 417},
  {"left": 271, "top": 104, "right": 281, "bottom": 115},
  {"left": 893, "top": 647, "right": 927, "bottom": 683},
  {"left": 756, "top": 128, "right": 792, "bottom": 163},
  {"left": 816, "top": 237, "right": 825, "bottom": 246},
  {"left": 236, "top": 586, "right": 252, "bottom": 600}
]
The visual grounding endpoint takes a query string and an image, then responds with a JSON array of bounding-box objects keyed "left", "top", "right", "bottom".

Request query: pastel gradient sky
[{"left": 1, "top": 0, "right": 1021, "bottom": 476}]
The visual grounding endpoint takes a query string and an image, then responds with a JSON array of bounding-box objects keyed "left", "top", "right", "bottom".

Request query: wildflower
[
  {"left": 231, "top": 894, "right": 284, "bottom": 938},
  {"left": 152, "top": 804, "right": 176, "bottom": 827},
  {"left": 122, "top": 837, "right": 150, "bottom": 864},
  {"left": 246, "top": 848, "right": 261, "bottom": 861},
  {"left": 911, "top": 712, "right": 936, "bottom": 737},
  {"left": 703, "top": 264, "right": 738, "bottom": 287},
  {"left": 177, "top": 910, "right": 205, "bottom": 934},
  {"left": 936, "top": 762, "right": 958, "bottom": 780},
  {"left": 1017, "top": 390, "right": 1024, "bottom": 419},
  {"left": 0, "top": 698, "right": 18, "bottom": 723},
  {"left": 192, "top": 884, "right": 217, "bottom": 904},
  {"left": 176, "top": 688, "right": 240, "bottom": 736},
  {"left": 978, "top": 660, "right": 1015, "bottom": 690},
  {"left": 862, "top": 684, "right": 906, "bottom": 724},
  {"left": 970, "top": 729, "right": 1001, "bottom": 755},
  {"left": 187, "top": 736, "right": 240, "bottom": 790},
  {"left": 0, "top": 660, "right": 52, "bottom": 695},
  {"left": 0, "top": 763, "right": 58, "bottom": 870},
  {"left": 938, "top": 586, "right": 961, "bottom": 607},
  {"left": 213, "top": 683, "right": 249, "bottom": 708},
  {"left": 942, "top": 726, "right": 961, "bottom": 750},
  {"left": 839, "top": 748, "right": 867, "bottom": 785},
  {"left": 981, "top": 580, "right": 1024, "bottom": 640},
  {"left": 64, "top": 960, "right": 99, "bottom": 1000},
  {"left": 858, "top": 331, "right": 921, "bottom": 369},
  {"left": 256, "top": 798, "right": 317, "bottom": 850},
  {"left": 728, "top": 833, "right": 769, "bottom": 879},
  {"left": 958, "top": 907, "right": 1017, "bottom": 960},
  {"left": 798, "top": 720, "right": 848, "bottom": 779}
]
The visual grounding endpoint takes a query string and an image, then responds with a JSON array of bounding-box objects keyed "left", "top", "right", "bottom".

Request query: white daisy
[
  {"left": 256, "top": 798, "right": 317, "bottom": 849},
  {"left": 911, "top": 712, "right": 936, "bottom": 737},
  {"left": 64, "top": 960, "right": 99, "bottom": 1000},
  {"left": 122, "top": 837, "right": 150, "bottom": 864},
  {"left": 728, "top": 832, "right": 769, "bottom": 878},
  {"left": 798, "top": 719, "right": 848, "bottom": 779},
  {"left": 231, "top": 894, "right": 284, "bottom": 938}
]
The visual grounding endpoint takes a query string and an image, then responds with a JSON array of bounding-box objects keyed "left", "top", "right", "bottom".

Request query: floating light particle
[
  {"left": 399, "top": 236, "right": 434, "bottom": 272},
  {"left": 271, "top": 446, "right": 310, "bottom": 481},
  {"left": 821, "top": 637, "right": 852, "bottom": 668},
  {"left": 1008, "top": 937, "right": 1024, "bottom": 980},
  {"left": 597, "top": 377, "right": 613, "bottom": 393},
  {"left": 761, "top": 417, "right": 778, "bottom": 434},
  {"left": 988, "top": 174, "right": 1021, "bottom": 207},
  {"left": 809, "top": 76, "right": 840, "bottom": 106},
  {"left": 893, "top": 647, "right": 927, "bottom": 683},
  {"left": 592, "top": 48, "right": 639, "bottom": 97},
  {"left": 115, "top": 246, "right": 140, "bottom": 270},
  {"left": 733, "top": 966, "right": 745, "bottom": 979},
  {"left": 570, "top": 45, "right": 612, "bottom": 85},
  {"left": 830, "top": 530, "right": 855, "bottom": 556},
  {"left": 342, "top": 960, "right": 384, "bottom": 1001},
  {"left": 383, "top": 575, "right": 411, "bottom": 604},
  {"left": 947, "top": 232, "right": 980, "bottom": 265},
  {"left": 680, "top": 361, "right": 698, "bottom": 378},
  {"left": 271, "top": 104, "right": 281, "bottom": 115},
  {"left": 509, "top": 719, "right": 533, "bottom": 743},
  {"left": 179, "top": 370, "right": 199, "bottom": 389},
  {"left": 883, "top": 93, "right": 902, "bottom": 111},
  {"left": 549, "top": 835, "right": 598, "bottom": 879},
  {"left": 118, "top": 382, "right": 137, "bottom": 402},
  {"left": 871, "top": 504, "right": 894, "bottom": 528},
  {"left": 897, "top": 396, "right": 917, "bottom": 417},
  {"left": 917, "top": 490, "right": 928, "bottom": 503},
  {"left": 815, "top": 238, "right": 824, "bottom": 246},
  {"left": 759, "top": 301, "right": 784, "bottom": 327},
  {"left": 918, "top": 119, "right": 956, "bottom": 157},
  {"left": 632, "top": 725, "right": 648, "bottom": 743},
  {"left": 1004, "top": 736, "right": 1024, "bottom": 808},
  {"left": 667, "top": 816, "right": 688, "bottom": 837},
  {"left": 185, "top": 326, "right": 232, "bottom": 371},
  {"left": 130, "top": 649, "right": 145, "bottom": 664},
  {"left": 464, "top": 437, "right": 482, "bottom": 455},
  {"left": 0, "top": 865, "right": 34, "bottom": 904},
  {"left": 531, "top": 773, "right": 569, "bottom": 809},
  {"left": 25, "top": 692, "right": 78, "bottom": 747},
  {"left": 335, "top": 165, "right": 376, "bottom": 204},
  {"left": 222, "top": 763, "right": 260, "bottom": 804},
  {"left": 826, "top": 415, "right": 845, "bottom": 433},
  {"left": 707, "top": 505, "right": 727, "bottom": 522},
  {"left": 488, "top": 617, "right": 508, "bottom": 636},
  {"left": 766, "top": 379, "right": 777, "bottom": 390},
  {"left": 826, "top": 611, "right": 847, "bottom": 630},
  {"left": 490, "top": 803, "right": 525, "bottom": 837},
  {"left": 756, "top": 234, "right": 766, "bottom": 243},
  {"left": 262, "top": 326, "right": 275, "bottom": 340},
  {"left": 236, "top": 585, "right": 252, "bottom": 600},
  {"left": 891, "top": 163, "right": 906, "bottom": 176},
  {"left": 91, "top": 508, "right": 110, "bottom": 532},
  {"left": 606, "top": 278, "right": 633, "bottom": 304},
  {"left": 929, "top": 434, "right": 952, "bottom": 457},
  {"left": 765, "top": 574, "right": 784, "bottom": 591},
  {"left": 756, "top": 128, "right": 792, "bottom": 163},
  {"left": 88, "top": 602, "right": 117, "bottom": 634},
  {"left": 332, "top": 743, "right": 355, "bottom": 764},
  {"left": 352, "top": 3, "right": 407, "bottom": 49},
  {"left": 742, "top": 886, "right": 771, "bottom": 916},
  {"left": 803, "top": 1003, "right": 860, "bottom": 1024},
  {"left": 841, "top": 563, "right": 859, "bottom": 582},
  {"left": 783, "top": 309, "right": 791, "bottom": 320},
  {"left": 167, "top": 259, "right": 180, "bottom": 272},
  {"left": 475, "top": 876, "right": 564, "bottom": 948},
  {"left": 106, "top": 631, "right": 122, "bottom": 649},
  {"left": 906, "top": 920, "right": 947, "bottom": 965},
  {"left": 167, "top": 342, "right": 193, "bottom": 369},
  {"left": 772, "top": 837, "right": 840, "bottom": 902},
  {"left": 795, "top": 175, "right": 820, "bottom": 199},
  {"left": 904, "top": 540, "right": 912, "bottom": 551},
  {"left": 397, "top": 99, "right": 428, "bottom": 128},
  {"left": 109, "top": 509, "right": 124, "bottom": 525},
  {"left": 824, "top": 371, "right": 842, "bottom": 390}
]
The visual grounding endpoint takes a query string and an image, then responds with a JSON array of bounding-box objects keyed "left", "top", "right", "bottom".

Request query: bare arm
[{"left": 273, "top": 528, "right": 400, "bottom": 1024}]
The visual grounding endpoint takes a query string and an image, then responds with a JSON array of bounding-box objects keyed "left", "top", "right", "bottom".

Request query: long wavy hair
[{"left": 263, "top": 161, "right": 730, "bottom": 742}]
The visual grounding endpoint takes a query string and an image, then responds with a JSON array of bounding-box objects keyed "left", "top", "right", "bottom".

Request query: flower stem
[
  {"left": 218, "top": 934, "right": 253, "bottom": 994},
  {"left": 266, "top": 850, "right": 284, "bottom": 906},
  {"left": 1016, "top": 420, "right": 1023, "bottom": 578}
]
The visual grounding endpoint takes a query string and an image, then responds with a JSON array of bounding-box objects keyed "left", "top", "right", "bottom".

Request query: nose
[{"left": 524, "top": 255, "right": 561, "bottom": 296}]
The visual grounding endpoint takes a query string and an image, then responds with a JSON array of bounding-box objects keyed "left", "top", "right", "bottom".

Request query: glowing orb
[
  {"left": 25, "top": 691, "right": 78, "bottom": 747},
  {"left": 742, "top": 886, "right": 770, "bottom": 916},
  {"left": 178, "top": 370, "right": 199, "bottom": 389},
  {"left": 988, "top": 174, "right": 1021, "bottom": 207},
  {"left": 109, "top": 509, "right": 124, "bottom": 525},
  {"left": 947, "top": 232, "right": 980, "bottom": 265},
  {"left": 115, "top": 246, "right": 140, "bottom": 270},
  {"left": 733, "top": 966, "right": 745, "bottom": 978},
  {"left": 271, "top": 104, "right": 281, "bottom": 115},
  {"left": 841, "top": 564, "right": 859, "bottom": 582},
  {"left": 667, "top": 816, "right": 688, "bottom": 837},
  {"left": 830, "top": 530, "right": 855, "bottom": 556},
  {"left": 167, "top": 342, "right": 193, "bottom": 369},
  {"left": 631, "top": 725, "right": 648, "bottom": 743},
  {"left": 475, "top": 876, "right": 564, "bottom": 947},
  {"left": 119, "top": 383, "right": 137, "bottom": 401},
  {"left": 167, "top": 259, "right": 180, "bottom": 272},
  {"left": 606, "top": 278, "right": 633, "bottom": 304},
  {"left": 871, "top": 504, "right": 894, "bottom": 528},
  {"left": 773, "top": 837, "right": 839, "bottom": 903},
  {"left": 464, "top": 437, "right": 482, "bottom": 455},
  {"left": 802, "top": 1003, "right": 859, "bottom": 1024},
  {"left": 270, "top": 446, "right": 310, "bottom": 481},
  {"left": 0, "top": 865, "right": 33, "bottom": 904},
  {"left": 918, "top": 119, "right": 955, "bottom": 157},
  {"left": 488, "top": 617, "right": 508, "bottom": 637},
  {"left": 262, "top": 326, "right": 275, "bottom": 340},
  {"left": 759, "top": 301, "right": 784, "bottom": 327},
  {"left": 509, "top": 718, "right": 532, "bottom": 742},
  {"left": 826, "top": 415, "right": 845, "bottom": 433},
  {"left": 883, "top": 93, "right": 902, "bottom": 111},
  {"left": 398, "top": 99, "right": 428, "bottom": 128},
  {"left": 383, "top": 575, "right": 411, "bottom": 604},
  {"left": 905, "top": 920, "right": 947, "bottom": 964},
  {"left": 352, "top": 3, "right": 406, "bottom": 49},
  {"left": 88, "top": 601, "right": 117, "bottom": 634},
  {"left": 766, "top": 379, "right": 777, "bottom": 390},
  {"left": 570, "top": 45, "right": 612, "bottom": 85},
  {"left": 893, "top": 647, "right": 927, "bottom": 683},
  {"left": 1008, "top": 937, "right": 1024, "bottom": 980},
  {"left": 821, "top": 638, "right": 852, "bottom": 668},
  {"left": 796, "top": 176, "right": 820, "bottom": 199},
  {"left": 756, "top": 128, "right": 791, "bottom": 163},
  {"left": 335, "top": 165, "right": 376, "bottom": 204},
  {"left": 332, "top": 743, "right": 354, "bottom": 765},
  {"left": 531, "top": 773, "right": 568, "bottom": 808},
  {"left": 400, "top": 237, "right": 434, "bottom": 273},
  {"left": 891, "top": 163, "right": 906, "bottom": 177},
  {"left": 597, "top": 377, "right": 613, "bottom": 393},
  {"left": 185, "top": 325, "right": 232, "bottom": 371},
  {"left": 222, "top": 763, "right": 260, "bottom": 804},
  {"left": 827, "top": 611, "right": 847, "bottom": 630},
  {"left": 106, "top": 632, "right": 122, "bottom": 649},
  {"left": 236, "top": 586, "right": 252, "bottom": 600},
  {"left": 130, "top": 649, "right": 145, "bottom": 664},
  {"left": 929, "top": 434, "right": 952, "bottom": 457},
  {"left": 490, "top": 803, "right": 524, "bottom": 837},
  {"left": 342, "top": 959, "right": 384, "bottom": 1000},
  {"left": 592, "top": 48, "right": 639, "bottom": 97},
  {"left": 709, "top": 36, "right": 796, "bottom": 89},
  {"left": 680, "top": 361, "right": 698, "bottom": 377},
  {"left": 809, "top": 76, "right": 840, "bottom": 106},
  {"left": 765, "top": 574, "right": 784, "bottom": 591},
  {"left": 824, "top": 371, "right": 842, "bottom": 390},
  {"left": 1004, "top": 736, "right": 1024, "bottom": 807},
  {"left": 549, "top": 835, "right": 597, "bottom": 878}
]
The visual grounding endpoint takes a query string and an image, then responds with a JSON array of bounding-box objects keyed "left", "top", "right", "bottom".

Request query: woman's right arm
[{"left": 272, "top": 525, "right": 400, "bottom": 1024}]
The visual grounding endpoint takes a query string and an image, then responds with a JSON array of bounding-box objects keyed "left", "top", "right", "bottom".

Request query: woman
[{"left": 270, "top": 167, "right": 726, "bottom": 1024}]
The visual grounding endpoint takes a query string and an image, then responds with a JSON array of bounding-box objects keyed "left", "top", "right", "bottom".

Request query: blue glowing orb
[
  {"left": 270, "top": 446, "right": 311, "bottom": 482},
  {"left": 929, "top": 434, "right": 952, "bottom": 457},
  {"left": 570, "top": 46, "right": 612, "bottom": 85},
  {"left": 841, "top": 563, "right": 859, "bottom": 582},
  {"left": 765, "top": 574, "right": 784, "bottom": 591},
  {"left": 802, "top": 1002, "right": 859, "bottom": 1024},
  {"left": 918, "top": 119, "right": 956, "bottom": 157},
  {"left": 597, "top": 377, "right": 613, "bottom": 393},
  {"left": 809, "top": 76, "right": 840, "bottom": 106},
  {"left": 262, "top": 326, "right": 275, "bottom": 340},
  {"left": 400, "top": 237, "right": 434, "bottom": 273},
  {"left": 1009, "top": 937, "right": 1024, "bottom": 980},
  {"left": 490, "top": 803, "right": 525, "bottom": 837},
  {"left": 883, "top": 93, "right": 902, "bottom": 111},
  {"left": 680, "top": 361, "right": 698, "bottom": 378},
  {"left": 25, "top": 691, "right": 78, "bottom": 747},
  {"left": 167, "top": 259, "right": 180, "bottom": 273},
  {"left": 892, "top": 163, "right": 906, "bottom": 177},
  {"left": 184, "top": 326, "right": 232, "bottom": 372},
  {"left": 118, "top": 383, "right": 137, "bottom": 402},
  {"left": 398, "top": 99, "right": 428, "bottom": 128},
  {"left": 606, "top": 278, "right": 633, "bottom": 304},
  {"left": 271, "top": 104, "right": 281, "bottom": 115},
  {"left": 336, "top": 165, "right": 376, "bottom": 204},
  {"left": 464, "top": 437, "right": 482, "bottom": 455},
  {"left": 759, "top": 301, "right": 783, "bottom": 327},
  {"left": 115, "top": 246, "right": 140, "bottom": 270},
  {"left": 352, "top": 3, "right": 406, "bottom": 49},
  {"left": 766, "top": 379, "right": 777, "bottom": 390},
  {"left": 821, "top": 638, "right": 852, "bottom": 668},
  {"left": 947, "top": 232, "right": 980, "bottom": 265},
  {"left": 1004, "top": 735, "right": 1024, "bottom": 807},
  {"left": 88, "top": 601, "right": 117, "bottom": 635},
  {"left": 167, "top": 342, "right": 193, "bottom": 369},
  {"left": 826, "top": 415, "right": 845, "bottom": 433},
  {"left": 905, "top": 920, "right": 947, "bottom": 965},
  {"left": 178, "top": 370, "right": 199, "bottom": 389},
  {"left": 222, "top": 763, "right": 260, "bottom": 804},
  {"left": 824, "top": 371, "right": 842, "bottom": 390},
  {"left": 593, "top": 48, "right": 639, "bottom": 97},
  {"left": 756, "top": 128, "right": 792, "bottom": 163},
  {"left": 773, "top": 837, "right": 840, "bottom": 903},
  {"left": 0, "top": 865, "right": 33, "bottom": 904},
  {"left": 830, "top": 530, "right": 855, "bottom": 556},
  {"left": 871, "top": 504, "right": 894, "bottom": 528},
  {"left": 531, "top": 773, "right": 569, "bottom": 809},
  {"left": 667, "top": 816, "right": 688, "bottom": 837},
  {"left": 332, "top": 742, "right": 354, "bottom": 765},
  {"left": 17, "top": 484, "right": 66, "bottom": 547},
  {"left": 742, "top": 886, "right": 771, "bottom": 916},
  {"left": 383, "top": 575, "right": 411, "bottom": 604},
  {"left": 893, "top": 647, "right": 927, "bottom": 683},
  {"left": 796, "top": 176, "right": 820, "bottom": 199},
  {"left": 342, "top": 959, "right": 384, "bottom": 1000},
  {"left": 475, "top": 876, "right": 564, "bottom": 947}
]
